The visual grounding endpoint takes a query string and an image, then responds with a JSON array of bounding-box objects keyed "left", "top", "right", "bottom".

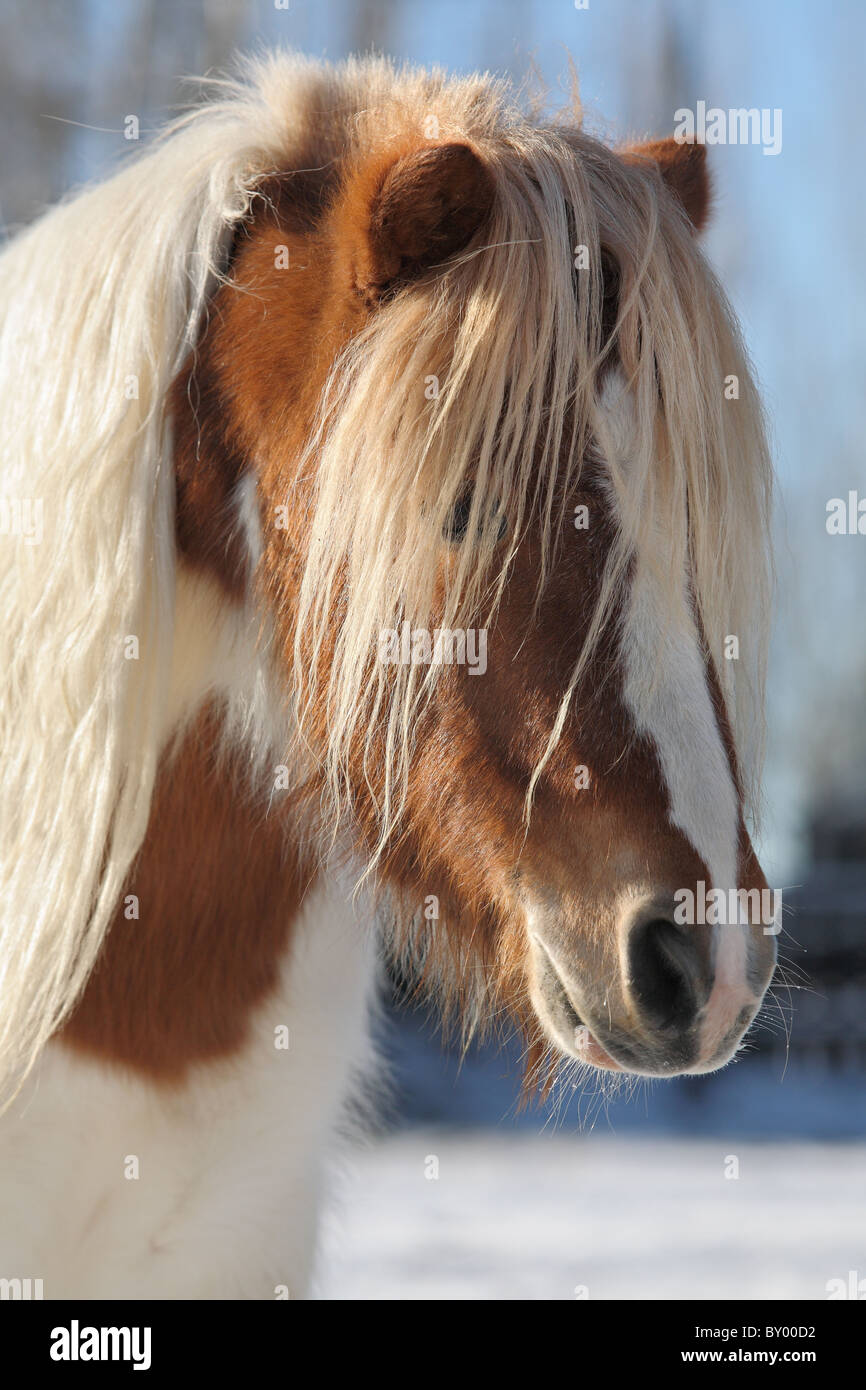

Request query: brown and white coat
[{"left": 0, "top": 53, "right": 775, "bottom": 1297}]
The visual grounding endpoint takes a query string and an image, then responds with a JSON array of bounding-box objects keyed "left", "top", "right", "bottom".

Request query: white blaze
[{"left": 597, "top": 373, "right": 750, "bottom": 1057}]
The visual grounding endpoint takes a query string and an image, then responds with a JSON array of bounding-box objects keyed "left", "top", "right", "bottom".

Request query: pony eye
[
  {"left": 444, "top": 490, "right": 507, "bottom": 545},
  {"left": 445, "top": 491, "right": 473, "bottom": 543},
  {"left": 600, "top": 248, "right": 621, "bottom": 342},
  {"left": 600, "top": 248, "right": 620, "bottom": 299}
]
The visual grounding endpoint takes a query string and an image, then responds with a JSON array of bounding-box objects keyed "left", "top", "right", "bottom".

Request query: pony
[{"left": 0, "top": 51, "right": 777, "bottom": 1298}]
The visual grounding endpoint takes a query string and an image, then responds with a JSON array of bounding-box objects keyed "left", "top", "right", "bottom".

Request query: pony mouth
[
  {"left": 568, "top": 1029, "right": 625, "bottom": 1072},
  {"left": 530, "top": 935, "right": 623, "bottom": 1071},
  {"left": 552, "top": 990, "right": 624, "bottom": 1072}
]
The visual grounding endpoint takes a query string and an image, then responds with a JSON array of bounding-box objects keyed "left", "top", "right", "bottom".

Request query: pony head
[
  {"left": 0, "top": 55, "right": 776, "bottom": 1103},
  {"left": 172, "top": 60, "right": 776, "bottom": 1079}
]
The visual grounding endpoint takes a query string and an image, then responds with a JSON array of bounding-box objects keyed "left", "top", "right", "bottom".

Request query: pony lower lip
[
  {"left": 531, "top": 934, "right": 622, "bottom": 1070},
  {"left": 572, "top": 1024, "right": 623, "bottom": 1070}
]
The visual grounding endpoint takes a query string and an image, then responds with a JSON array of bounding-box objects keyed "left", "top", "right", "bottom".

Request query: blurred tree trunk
[
  {"left": 348, "top": 0, "right": 393, "bottom": 53},
  {"left": 0, "top": 0, "right": 85, "bottom": 232},
  {"left": 0, "top": 0, "right": 252, "bottom": 234},
  {"left": 201, "top": 0, "right": 250, "bottom": 72}
]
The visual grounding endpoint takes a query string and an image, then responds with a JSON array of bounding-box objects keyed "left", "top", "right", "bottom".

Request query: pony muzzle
[{"left": 529, "top": 900, "right": 775, "bottom": 1077}]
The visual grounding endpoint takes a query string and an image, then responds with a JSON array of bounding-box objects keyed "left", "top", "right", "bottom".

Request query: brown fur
[{"left": 62, "top": 708, "right": 315, "bottom": 1078}]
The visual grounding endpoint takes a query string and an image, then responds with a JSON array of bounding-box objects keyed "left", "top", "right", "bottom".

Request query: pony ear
[
  {"left": 349, "top": 142, "right": 495, "bottom": 299},
  {"left": 624, "top": 137, "right": 711, "bottom": 231}
]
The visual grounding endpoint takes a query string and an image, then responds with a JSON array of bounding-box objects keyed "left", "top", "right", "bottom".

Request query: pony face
[{"left": 174, "top": 112, "right": 776, "bottom": 1082}]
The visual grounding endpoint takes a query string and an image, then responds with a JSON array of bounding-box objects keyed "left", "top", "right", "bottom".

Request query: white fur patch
[
  {"left": 234, "top": 471, "right": 264, "bottom": 576},
  {"left": 0, "top": 876, "right": 378, "bottom": 1299},
  {"left": 598, "top": 373, "right": 749, "bottom": 1050},
  {"left": 162, "top": 560, "right": 293, "bottom": 770}
]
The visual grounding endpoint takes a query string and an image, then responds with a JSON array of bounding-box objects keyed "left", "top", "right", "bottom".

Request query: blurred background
[{"left": 3, "top": 0, "right": 864, "bottom": 1298}]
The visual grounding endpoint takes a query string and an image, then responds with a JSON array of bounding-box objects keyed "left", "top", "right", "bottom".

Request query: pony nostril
[{"left": 627, "top": 918, "right": 698, "bottom": 1032}]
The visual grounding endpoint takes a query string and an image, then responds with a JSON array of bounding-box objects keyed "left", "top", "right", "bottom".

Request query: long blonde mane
[
  {"left": 0, "top": 51, "right": 772, "bottom": 1107},
  {"left": 288, "top": 62, "right": 773, "bottom": 862}
]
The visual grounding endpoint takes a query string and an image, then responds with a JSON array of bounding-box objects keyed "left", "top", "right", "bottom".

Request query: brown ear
[
  {"left": 624, "top": 137, "right": 711, "bottom": 232},
  {"left": 349, "top": 143, "right": 495, "bottom": 299}
]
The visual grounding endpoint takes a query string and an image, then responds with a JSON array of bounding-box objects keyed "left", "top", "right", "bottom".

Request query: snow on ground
[{"left": 320, "top": 1131, "right": 866, "bottom": 1300}]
